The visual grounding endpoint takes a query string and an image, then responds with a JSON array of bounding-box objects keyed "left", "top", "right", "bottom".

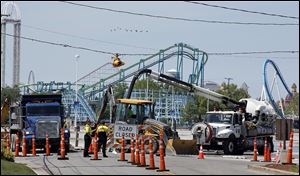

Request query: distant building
[{"left": 204, "top": 81, "right": 220, "bottom": 91}]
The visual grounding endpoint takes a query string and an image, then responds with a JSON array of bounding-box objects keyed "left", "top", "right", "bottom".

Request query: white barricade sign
[{"left": 113, "top": 124, "right": 137, "bottom": 140}]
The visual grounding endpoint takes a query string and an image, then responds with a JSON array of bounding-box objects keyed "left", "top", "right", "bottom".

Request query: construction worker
[
  {"left": 97, "top": 120, "right": 109, "bottom": 157},
  {"left": 126, "top": 106, "right": 135, "bottom": 124},
  {"left": 63, "top": 119, "right": 69, "bottom": 128},
  {"left": 195, "top": 126, "right": 203, "bottom": 148},
  {"left": 83, "top": 119, "right": 92, "bottom": 157}
]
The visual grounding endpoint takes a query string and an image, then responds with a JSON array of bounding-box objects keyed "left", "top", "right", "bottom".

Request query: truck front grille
[
  {"left": 212, "top": 127, "right": 217, "bottom": 137},
  {"left": 36, "top": 121, "right": 59, "bottom": 138}
]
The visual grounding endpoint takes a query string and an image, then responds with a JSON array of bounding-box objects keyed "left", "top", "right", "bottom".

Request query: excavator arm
[{"left": 96, "top": 85, "right": 117, "bottom": 124}]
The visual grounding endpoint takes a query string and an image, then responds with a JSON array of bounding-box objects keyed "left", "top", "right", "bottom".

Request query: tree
[
  {"left": 217, "top": 82, "right": 250, "bottom": 101},
  {"left": 181, "top": 96, "right": 202, "bottom": 123},
  {"left": 285, "top": 93, "right": 299, "bottom": 116},
  {"left": 113, "top": 82, "right": 128, "bottom": 99},
  {"left": 1, "top": 86, "right": 21, "bottom": 106},
  {"left": 134, "top": 79, "right": 160, "bottom": 90},
  {"left": 181, "top": 82, "right": 250, "bottom": 123}
]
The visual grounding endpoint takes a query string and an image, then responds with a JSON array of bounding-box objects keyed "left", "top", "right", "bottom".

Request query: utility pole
[
  {"left": 224, "top": 77, "right": 233, "bottom": 95},
  {"left": 74, "top": 54, "right": 80, "bottom": 147}
]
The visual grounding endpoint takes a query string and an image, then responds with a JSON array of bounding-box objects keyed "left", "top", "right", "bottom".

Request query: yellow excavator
[{"left": 97, "top": 69, "right": 201, "bottom": 155}]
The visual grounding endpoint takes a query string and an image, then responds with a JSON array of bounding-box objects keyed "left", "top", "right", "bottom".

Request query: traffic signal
[{"left": 112, "top": 53, "right": 125, "bottom": 67}]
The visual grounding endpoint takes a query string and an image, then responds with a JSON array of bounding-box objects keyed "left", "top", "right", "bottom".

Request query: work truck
[
  {"left": 9, "top": 94, "right": 70, "bottom": 153},
  {"left": 127, "top": 69, "right": 277, "bottom": 155}
]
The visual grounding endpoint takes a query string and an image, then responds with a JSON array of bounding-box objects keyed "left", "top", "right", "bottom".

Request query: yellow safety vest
[
  {"left": 97, "top": 125, "right": 109, "bottom": 133},
  {"left": 84, "top": 124, "right": 92, "bottom": 135}
]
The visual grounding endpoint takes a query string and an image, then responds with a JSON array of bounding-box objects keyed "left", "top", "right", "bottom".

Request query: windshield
[
  {"left": 116, "top": 103, "right": 152, "bottom": 124},
  {"left": 26, "top": 105, "right": 60, "bottom": 116},
  {"left": 205, "top": 113, "right": 233, "bottom": 124}
]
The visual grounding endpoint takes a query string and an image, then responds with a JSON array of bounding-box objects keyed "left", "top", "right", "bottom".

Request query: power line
[
  {"left": 3, "top": 33, "right": 114, "bottom": 55},
  {"left": 22, "top": 24, "right": 157, "bottom": 51},
  {"left": 2, "top": 33, "right": 153, "bottom": 56},
  {"left": 59, "top": 1, "right": 298, "bottom": 26},
  {"left": 2, "top": 33, "right": 299, "bottom": 57},
  {"left": 218, "top": 55, "right": 299, "bottom": 60},
  {"left": 184, "top": 1, "right": 299, "bottom": 20},
  {"left": 208, "top": 51, "right": 299, "bottom": 55}
]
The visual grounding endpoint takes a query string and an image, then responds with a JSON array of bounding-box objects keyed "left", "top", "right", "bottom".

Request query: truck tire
[
  {"left": 10, "top": 134, "right": 16, "bottom": 152},
  {"left": 144, "top": 138, "right": 159, "bottom": 154},
  {"left": 223, "top": 135, "right": 237, "bottom": 155}
]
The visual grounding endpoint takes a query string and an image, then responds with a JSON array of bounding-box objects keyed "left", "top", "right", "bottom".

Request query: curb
[{"left": 248, "top": 164, "right": 299, "bottom": 175}]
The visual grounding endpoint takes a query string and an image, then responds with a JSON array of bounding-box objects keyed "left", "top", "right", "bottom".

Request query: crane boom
[{"left": 127, "top": 69, "right": 245, "bottom": 109}]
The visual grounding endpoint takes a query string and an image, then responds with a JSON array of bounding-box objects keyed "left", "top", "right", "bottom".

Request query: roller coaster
[
  {"left": 18, "top": 43, "right": 208, "bottom": 122},
  {"left": 262, "top": 59, "right": 293, "bottom": 119}
]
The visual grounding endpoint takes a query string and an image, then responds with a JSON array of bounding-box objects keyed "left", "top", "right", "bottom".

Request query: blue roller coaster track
[{"left": 263, "top": 59, "right": 293, "bottom": 119}]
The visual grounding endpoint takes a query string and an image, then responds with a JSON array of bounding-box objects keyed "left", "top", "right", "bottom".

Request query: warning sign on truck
[{"left": 113, "top": 124, "right": 137, "bottom": 139}]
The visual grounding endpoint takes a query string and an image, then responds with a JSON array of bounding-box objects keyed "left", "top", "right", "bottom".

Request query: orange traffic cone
[
  {"left": 156, "top": 129, "right": 169, "bottom": 172},
  {"left": 128, "top": 135, "right": 135, "bottom": 164},
  {"left": 88, "top": 143, "right": 93, "bottom": 154},
  {"left": 146, "top": 137, "right": 158, "bottom": 170},
  {"left": 138, "top": 135, "right": 147, "bottom": 167},
  {"left": 45, "top": 133, "right": 51, "bottom": 156},
  {"left": 6, "top": 131, "right": 10, "bottom": 152},
  {"left": 251, "top": 137, "right": 258, "bottom": 162},
  {"left": 134, "top": 134, "right": 140, "bottom": 166},
  {"left": 32, "top": 134, "right": 36, "bottom": 157},
  {"left": 286, "top": 131, "right": 293, "bottom": 164},
  {"left": 118, "top": 134, "right": 127, "bottom": 161},
  {"left": 262, "top": 138, "right": 268, "bottom": 162},
  {"left": 90, "top": 135, "right": 101, "bottom": 160},
  {"left": 22, "top": 131, "right": 27, "bottom": 157},
  {"left": 58, "top": 128, "right": 69, "bottom": 160},
  {"left": 198, "top": 144, "right": 205, "bottom": 159},
  {"left": 15, "top": 132, "right": 19, "bottom": 157}
]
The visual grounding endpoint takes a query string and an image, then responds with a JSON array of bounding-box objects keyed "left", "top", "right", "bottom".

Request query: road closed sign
[{"left": 113, "top": 124, "right": 137, "bottom": 139}]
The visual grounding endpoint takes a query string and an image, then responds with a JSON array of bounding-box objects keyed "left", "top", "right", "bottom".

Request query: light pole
[
  {"left": 224, "top": 77, "right": 233, "bottom": 95},
  {"left": 74, "top": 54, "right": 80, "bottom": 147}
]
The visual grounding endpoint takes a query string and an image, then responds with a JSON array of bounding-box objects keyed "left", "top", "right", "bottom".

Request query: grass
[
  {"left": 264, "top": 163, "right": 299, "bottom": 173},
  {"left": 289, "top": 165, "right": 299, "bottom": 173},
  {"left": 1, "top": 159, "right": 36, "bottom": 175}
]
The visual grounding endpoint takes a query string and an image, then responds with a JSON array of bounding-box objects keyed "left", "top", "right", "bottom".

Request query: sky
[{"left": 2, "top": 1, "right": 299, "bottom": 99}]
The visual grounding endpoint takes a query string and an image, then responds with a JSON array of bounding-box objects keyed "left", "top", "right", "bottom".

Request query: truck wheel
[
  {"left": 223, "top": 136, "right": 236, "bottom": 155},
  {"left": 144, "top": 138, "right": 159, "bottom": 154},
  {"left": 10, "top": 134, "right": 16, "bottom": 152}
]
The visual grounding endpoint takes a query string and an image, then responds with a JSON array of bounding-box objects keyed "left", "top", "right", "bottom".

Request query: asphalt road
[
  {"left": 13, "top": 129, "right": 299, "bottom": 175},
  {"left": 15, "top": 149, "right": 273, "bottom": 175}
]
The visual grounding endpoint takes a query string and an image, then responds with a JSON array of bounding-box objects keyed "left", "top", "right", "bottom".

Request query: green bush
[{"left": 1, "top": 142, "right": 14, "bottom": 162}]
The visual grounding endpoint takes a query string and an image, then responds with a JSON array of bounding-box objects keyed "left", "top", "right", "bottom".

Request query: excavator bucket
[{"left": 166, "top": 139, "right": 198, "bottom": 155}]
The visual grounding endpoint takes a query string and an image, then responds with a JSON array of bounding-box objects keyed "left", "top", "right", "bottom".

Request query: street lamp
[
  {"left": 74, "top": 54, "right": 80, "bottom": 128},
  {"left": 224, "top": 77, "right": 233, "bottom": 95},
  {"left": 74, "top": 54, "right": 80, "bottom": 147}
]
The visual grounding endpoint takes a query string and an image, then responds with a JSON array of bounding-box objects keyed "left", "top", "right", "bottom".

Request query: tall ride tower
[{"left": 1, "top": 1, "right": 21, "bottom": 87}]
